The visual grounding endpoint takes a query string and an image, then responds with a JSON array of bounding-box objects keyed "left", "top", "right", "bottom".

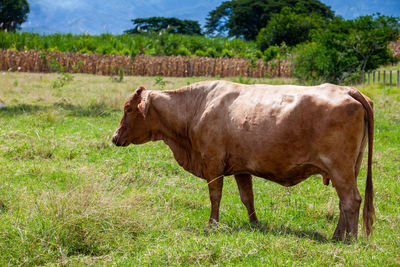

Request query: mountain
[
  {"left": 21, "top": 0, "right": 224, "bottom": 35},
  {"left": 21, "top": 0, "right": 400, "bottom": 35}
]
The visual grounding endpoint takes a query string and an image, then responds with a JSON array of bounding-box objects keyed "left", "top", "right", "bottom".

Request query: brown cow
[{"left": 112, "top": 81, "right": 374, "bottom": 242}]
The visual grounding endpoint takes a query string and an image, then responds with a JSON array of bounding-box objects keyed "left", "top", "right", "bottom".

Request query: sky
[{"left": 21, "top": 0, "right": 400, "bottom": 35}]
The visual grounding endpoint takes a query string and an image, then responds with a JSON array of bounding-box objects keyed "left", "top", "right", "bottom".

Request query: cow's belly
[
  {"left": 225, "top": 151, "right": 324, "bottom": 186},
  {"left": 248, "top": 163, "right": 324, "bottom": 187}
]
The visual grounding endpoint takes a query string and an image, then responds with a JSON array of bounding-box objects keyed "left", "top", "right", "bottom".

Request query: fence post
[
  {"left": 397, "top": 70, "right": 399, "bottom": 87},
  {"left": 390, "top": 70, "right": 392, "bottom": 88},
  {"left": 383, "top": 70, "right": 386, "bottom": 86},
  {"left": 373, "top": 71, "right": 375, "bottom": 83},
  {"left": 367, "top": 71, "right": 370, "bottom": 84},
  {"left": 378, "top": 70, "right": 380, "bottom": 83}
]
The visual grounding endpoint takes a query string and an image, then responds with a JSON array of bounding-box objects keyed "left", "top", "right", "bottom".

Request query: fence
[
  {"left": 363, "top": 70, "right": 400, "bottom": 87},
  {"left": 0, "top": 49, "right": 293, "bottom": 78}
]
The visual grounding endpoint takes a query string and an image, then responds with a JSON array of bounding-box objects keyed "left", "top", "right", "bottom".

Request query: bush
[
  {"left": 221, "top": 49, "right": 234, "bottom": 58},
  {"left": 174, "top": 47, "right": 192, "bottom": 56},
  {"left": 205, "top": 47, "right": 218, "bottom": 58},
  {"left": 96, "top": 45, "right": 113, "bottom": 55},
  {"left": 293, "top": 15, "right": 399, "bottom": 84},
  {"left": 119, "top": 48, "right": 131, "bottom": 55},
  {"left": 263, "top": 46, "right": 280, "bottom": 62},
  {"left": 194, "top": 50, "right": 207, "bottom": 57},
  {"left": 254, "top": 50, "right": 263, "bottom": 59},
  {"left": 78, "top": 48, "right": 91, "bottom": 54}
]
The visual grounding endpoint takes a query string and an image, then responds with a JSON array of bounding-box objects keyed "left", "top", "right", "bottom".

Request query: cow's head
[{"left": 112, "top": 86, "right": 152, "bottom": 146}]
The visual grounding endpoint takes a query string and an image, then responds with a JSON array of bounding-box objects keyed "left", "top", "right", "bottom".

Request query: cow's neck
[
  {"left": 147, "top": 90, "right": 203, "bottom": 177},
  {"left": 149, "top": 90, "right": 192, "bottom": 140}
]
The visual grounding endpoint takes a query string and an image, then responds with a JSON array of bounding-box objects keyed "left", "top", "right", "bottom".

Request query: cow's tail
[{"left": 349, "top": 89, "right": 374, "bottom": 237}]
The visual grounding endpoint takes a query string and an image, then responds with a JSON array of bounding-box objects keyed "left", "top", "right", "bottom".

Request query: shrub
[
  {"left": 293, "top": 15, "right": 399, "bottom": 84},
  {"left": 221, "top": 49, "right": 234, "bottom": 58},
  {"left": 263, "top": 46, "right": 280, "bottom": 62},
  {"left": 174, "top": 47, "right": 192, "bottom": 56},
  {"left": 205, "top": 48, "right": 218, "bottom": 58},
  {"left": 194, "top": 50, "right": 207, "bottom": 57},
  {"left": 254, "top": 50, "right": 263, "bottom": 59},
  {"left": 119, "top": 48, "right": 131, "bottom": 55},
  {"left": 78, "top": 48, "right": 91, "bottom": 54}
]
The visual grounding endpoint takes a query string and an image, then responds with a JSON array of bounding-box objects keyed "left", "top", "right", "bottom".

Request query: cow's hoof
[{"left": 207, "top": 218, "right": 219, "bottom": 227}]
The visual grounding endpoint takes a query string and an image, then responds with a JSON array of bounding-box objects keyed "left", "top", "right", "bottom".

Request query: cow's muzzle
[{"left": 112, "top": 131, "right": 127, "bottom": 147}]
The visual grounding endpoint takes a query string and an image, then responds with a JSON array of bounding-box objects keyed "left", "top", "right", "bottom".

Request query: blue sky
[{"left": 21, "top": 0, "right": 400, "bottom": 35}]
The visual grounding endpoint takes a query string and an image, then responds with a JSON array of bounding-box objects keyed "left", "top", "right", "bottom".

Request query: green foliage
[
  {"left": 293, "top": 15, "right": 400, "bottom": 84},
  {"left": 205, "top": 0, "right": 334, "bottom": 40},
  {"left": 72, "top": 60, "right": 84, "bottom": 73},
  {"left": 194, "top": 50, "right": 207, "bottom": 57},
  {"left": 256, "top": 7, "right": 326, "bottom": 50},
  {"left": 0, "top": 31, "right": 258, "bottom": 59},
  {"left": 49, "top": 57, "right": 65, "bottom": 72},
  {"left": 254, "top": 49, "right": 263, "bottom": 59},
  {"left": 48, "top": 57, "right": 74, "bottom": 88},
  {"left": 125, "top": 17, "right": 202, "bottom": 35},
  {"left": 205, "top": 47, "right": 218, "bottom": 58},
  {"left": 263, "top": 46, "right": 280, "bottom": 62},
  {"left": 110, "top": 67, "right": 124, "bottom": 83},
  {"left": 0, "top": 0, "right": 29, "bottom": 32},
  {"left": 233, "top": 73, "right": 255, "bottom": 84},
  {"left": 154, "top": 76, "right": 166, "bottom": 89},
  {"left": 221, "top": 49, "right": 234, "bottom": 58},
  {"left": 51, "top": 73, "right": 74, "bottom": 89},
  {"left": 174, "top": 46, "right": 191, "bottom": 56}
]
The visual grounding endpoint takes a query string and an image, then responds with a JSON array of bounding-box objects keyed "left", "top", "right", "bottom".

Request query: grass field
[{"left": 0, "top": 72, "right": 399, "bottom": 265}]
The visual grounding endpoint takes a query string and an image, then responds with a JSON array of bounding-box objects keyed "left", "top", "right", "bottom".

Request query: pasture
[{"left": 0, "top": 72, "right": 399, "bottom": 265}]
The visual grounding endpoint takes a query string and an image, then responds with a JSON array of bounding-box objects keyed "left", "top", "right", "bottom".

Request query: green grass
[{"left": 0, "top": 72, "right": 399, "bottom": 265}]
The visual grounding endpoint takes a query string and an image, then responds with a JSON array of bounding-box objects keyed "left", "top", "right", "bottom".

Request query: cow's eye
[{"left": 126, "top": 108, "right": 132, "bottom": 113}]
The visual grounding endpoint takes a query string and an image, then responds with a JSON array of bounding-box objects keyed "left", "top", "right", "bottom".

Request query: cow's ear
[
  {"left": 137, "top": 87, "right": 151, "bottom": 118},
  {"left": 135, "top": 86, "right": 145, "bottom": 96}
]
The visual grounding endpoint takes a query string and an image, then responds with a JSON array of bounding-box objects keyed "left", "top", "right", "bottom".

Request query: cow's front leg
[{"left": 207, "top": 175, "right": 224, "bottom": 224}]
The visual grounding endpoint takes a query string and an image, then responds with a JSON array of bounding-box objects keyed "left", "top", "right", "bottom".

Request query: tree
[
  {"left": 125, "top": 17, "right": 202, "bottom": 35},
  {"left": 293, "top": 15, "right": 400, "bottom": 84},
  {"left": 0, "top": 0, "right": 29, "bottom": 32},
  {"left": 256, "top": 7, "right": 326, "bottom": 51},
  {"left": 205, "top": 0, "right": 334, "bottom": 40}
]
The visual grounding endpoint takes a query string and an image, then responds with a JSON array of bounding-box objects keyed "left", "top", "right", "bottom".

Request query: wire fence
[{"left": 363, "top": 70, "right": 400, "bottom": 87}]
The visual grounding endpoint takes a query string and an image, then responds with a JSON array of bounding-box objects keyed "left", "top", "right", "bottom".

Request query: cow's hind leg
[
  {"left": 333, "top": 202, "right": 346, "bottom": 240},
  {"left": 332, "top": 171, "right": 362, "bottom": 242},
  {"left": 234, "top": 174, "right": 258, "bottom": 223}
]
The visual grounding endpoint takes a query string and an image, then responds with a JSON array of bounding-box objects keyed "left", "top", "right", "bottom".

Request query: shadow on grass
[
  {"left": 55, "top": 102, "right": 117, "bottom": 117},
  {"left": 0, "top": 103, "right": 119, "bottom": 117},
  {"left": 201, "top": 220, "right": 333, "bottom": 243},
  {"left": 0, "top": 104, "right": 48, "bottom": 115},
  {"left": 250, "top": 221, "right": 330, "bottom": 243}
]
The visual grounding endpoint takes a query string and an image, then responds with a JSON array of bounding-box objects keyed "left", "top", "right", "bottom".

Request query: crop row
[
  {"left": 0, "top": 31, "right": 260, "bottom": 59},
  {"left": 0, "top": 49, "right": 293, "bottom": 78}
]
